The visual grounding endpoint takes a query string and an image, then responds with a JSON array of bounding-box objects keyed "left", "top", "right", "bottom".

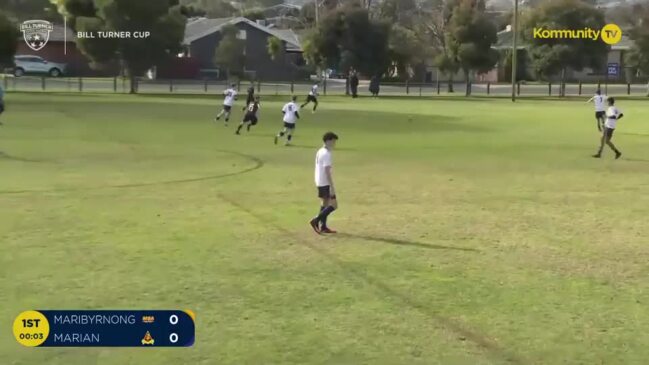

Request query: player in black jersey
[
  {"left": 236, "top": 96, "right": 261, "bottom": 135},
  {"left": 242, "top": 85, "right": 255, "bottom": 111}
]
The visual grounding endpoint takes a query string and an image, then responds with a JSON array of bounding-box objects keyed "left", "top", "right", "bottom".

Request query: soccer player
[
  {"left": 215, "top": 83, "right": 238, "bottom": 125},
  {"left": 236, "top": 96, "right": 261, "bottom": 135},
  {"left": 587, "top": 89, "right": 607, "bottom": 131},
  {"left": 593, "top": 97, "right": 623, "bottom": 159},
  {"left": 242, "top": 84, "right": 255, "bottom": 111},
  {"left": 309, "top": 132, "right": 339, "bottom": 234},
  {"left": 301, "top": 82, "right": 319, "bottom": 112},
  {"left": 275, "top": 96, "right": 300, "bottom": 146}
]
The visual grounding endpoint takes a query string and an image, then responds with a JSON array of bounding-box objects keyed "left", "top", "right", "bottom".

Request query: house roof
[
  {"left": 183, "top": 17, "right": 302, "bottom": 51},
  {"left": 494, "top": 27, "right": 634, "bottom": 51}
]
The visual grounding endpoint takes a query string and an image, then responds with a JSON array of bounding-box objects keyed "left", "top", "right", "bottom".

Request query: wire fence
[{"left": 3, "top": 75, "right": 649, "bottom": 97}]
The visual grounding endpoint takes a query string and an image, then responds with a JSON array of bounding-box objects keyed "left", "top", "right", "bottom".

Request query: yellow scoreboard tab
[{"left": 13, "top": 310, "right": 195, "bottom": 347}]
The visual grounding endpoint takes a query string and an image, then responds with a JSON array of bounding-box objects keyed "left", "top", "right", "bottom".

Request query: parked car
[{"left": 12, "top": 55, "right": 67, "bottom": 77}]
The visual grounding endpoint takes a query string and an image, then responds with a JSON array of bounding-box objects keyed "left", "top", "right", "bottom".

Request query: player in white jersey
[
  {"left": 309, "top": 132, "right": 339, "bottom": 234},
  {"left": 215, "top": 83, "right": 238, "bottom": 125},
  {"left": 593, "top": 97, "right": 623, "bottom": 159},
  {"left": 587, "top": 89, "right": 607, "bottom": 131},
  {"left": 300, "top": 83, "right": 319, "bottom": 112},
  {"left": 274, "top": 96, "right": 300, "bottom": 146}
]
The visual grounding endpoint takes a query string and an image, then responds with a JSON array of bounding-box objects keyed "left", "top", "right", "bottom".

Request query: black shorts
[
  {"left": 306, "top": 95, "right": 317, "bottom": 103},
  {"left": 0, "top": 102, "right": 4, "bottom": 114},
  {"left": 283, "top": 122, "right": 296, "bottom": 129},
  {"left": 604, "top": 127, "right": 615, "bottom": 139},
  {"left": 317, "top": 185, "right": 336, "bottom": 199},
  {"left": 243, "top": 113, "right": 258, "bottom": 125},
  {"left": 223, "top": 105, "right": 232, "bottom": 112},
  {"left": 595, "top": 111, "right": 605, "bottom": 119}
]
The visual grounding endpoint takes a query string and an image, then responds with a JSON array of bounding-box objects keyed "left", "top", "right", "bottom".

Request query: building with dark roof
[{"left": 182, "top": 17, "right": 305, "bottom": 80}]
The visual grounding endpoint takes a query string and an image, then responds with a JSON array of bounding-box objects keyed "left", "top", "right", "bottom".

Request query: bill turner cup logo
[{"left": 20, "top": 20, "right": 54, "bottom": 51}]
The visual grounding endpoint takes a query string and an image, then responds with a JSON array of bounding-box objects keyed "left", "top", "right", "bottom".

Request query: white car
[{"left": 13, "top": 55, "right": 67, "bottom": 77}]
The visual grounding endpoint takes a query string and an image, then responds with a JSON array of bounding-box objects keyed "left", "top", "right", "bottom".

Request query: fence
[{"left": 3, "top": 75, "right": 649, "bottom": 97}]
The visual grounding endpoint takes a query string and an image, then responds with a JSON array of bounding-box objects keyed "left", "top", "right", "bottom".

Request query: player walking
[
  {"left": 587, "top": 89, "right": 607, "bottom": 131},
  {"left": 593, "top": 97, "right": 623, "bottom": 159},
  {"left": 301, "top": 82, "right": 319, "bottom": 113},
  {"left": 215, "top": 83, "right": 238, "bottom": 125},
  {"left": 275, "top": 96, "right": 300, "bottom": 146},
  {"left": 236, "top": 96, "right": 261, "bottom": 135},
  {"left": 309, "top": 132, "right": 339, "bottom": 234}
]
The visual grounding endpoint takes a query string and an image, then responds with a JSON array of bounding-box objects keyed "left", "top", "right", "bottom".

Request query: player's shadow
[
  {"left": 0, "top": 151, "right": 45, "bottom": 163},
  {"left": 337, "top": 233, "right": 479, "bottom": 252},
  {"left": 625, "top": 158, "right": 649, "bottom": 163}
]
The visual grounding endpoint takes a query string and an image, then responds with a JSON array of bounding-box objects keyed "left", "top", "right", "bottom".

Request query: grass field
[{"left": 1, "top": 92, "right": 649, "bottom": 365}]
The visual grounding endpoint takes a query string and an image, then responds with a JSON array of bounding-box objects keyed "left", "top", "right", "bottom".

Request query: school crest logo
[{"left": 20, "top": 20, "right": 54, "bottom": 51}]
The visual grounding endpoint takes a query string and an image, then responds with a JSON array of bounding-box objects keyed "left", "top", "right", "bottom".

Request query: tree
[
  {"left": 1, "top": 0, "right": 59, "bottom": 21},
  {"left": 446, "top": 0, "right": 498, "bottom": 96},
  {"left": 53, "top": 0, "right": 186, "bottom": 93},
  {"left": 242, "top": 8, "right": 265, "bottom": 21},
  {"left": 388, "top": 25, "right": 427, "bottom": 80},
  {"left": 267, "top": 36, "right": 282, "bottom": 60},
  {"left": 0, "top": 12, "right": 19, "bottom": 67},
  {"left": 304, "top": 7, "right": 390, "bottom": 79},
  {"left": 214, "top": 24, "right": 245, "bottom": 79},
  {"left": 180, "top": 0, "right": 235, "bottom": 18},
  {"left": 626, "top": 4, "right": 649, "bottom": 94},
  {"left": 522, "top": 0, "right": 608, "bottom": 91},
  {"left": 421, "top": 0, "right": 460, "bottom": 92}
]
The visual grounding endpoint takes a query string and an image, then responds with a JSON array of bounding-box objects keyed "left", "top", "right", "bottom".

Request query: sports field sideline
[{"left": 1, "top": 93, "right": 649, "bottom": 364}]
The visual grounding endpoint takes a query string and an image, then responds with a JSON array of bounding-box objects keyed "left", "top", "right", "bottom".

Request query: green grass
[{"left": 1, "top": 92, "right": 649, "bottom": 365}]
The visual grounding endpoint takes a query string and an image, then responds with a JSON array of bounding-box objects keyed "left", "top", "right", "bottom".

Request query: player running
[
  {"left": 593, "top": 97, "right": 623, "bottom": 159},
  {"left": 242, "top": 84, "right": 255, "bottom": 111},
  {"left": 215, "top": 83, "right": 238, "bottom": 125},
  {"left": 587, "top": 89, "right": 607, "bottom": 131},
  {"left": 275, "top": 96, "right": 300, "bottom": 146},
  {"left": 236, "top": 96, "right": 261, "bottom": 135},
  {"left": 309, "top": 132, "right": 339, "bottom": 234},
  {"left": 301, "top": 82, "right": 319, "bottom": 113}
]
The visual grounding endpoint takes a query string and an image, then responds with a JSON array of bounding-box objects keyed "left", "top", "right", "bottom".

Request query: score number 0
[{"left": 169, "top": 314, "right": 179, "bottom": 344}]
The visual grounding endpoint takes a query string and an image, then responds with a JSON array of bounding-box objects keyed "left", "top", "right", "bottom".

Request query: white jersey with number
[
  {"left": 309, "top": 85, "right": 319, "bottom": 96},
  {"left": 282, "top": 102, "right": 299, "bottom": 124},
  {"left": 315, "top": 147, "right": 332, "bottom": 187},
  {"left": 592, "top": 94, "right": 607, "bottom": 112},
  {"left": 223, "top": 88, "right": 237, "bottom": 106},
  {"left": 605, "top": 106, "right": 622, "bottom": 129}
]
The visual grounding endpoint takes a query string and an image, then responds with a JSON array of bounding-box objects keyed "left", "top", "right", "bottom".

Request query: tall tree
[
  {"left": 52, "top": 0, "right": 186, "bottom": 93},
  {"left": 0, "top": 12, "right": 19, "bottom": 67},
  {"left": 626, "top": 3, "right": 649, "bottom": 94},
  {"left": 422, "top": 0, "right": 460, "bottom": 92},
  {"left": 387, "top": 24, "right": 427, "bottom": 80},
  {"left": 522, "top": 0, "right": 607, "bottom": 90},
  {"left": 446, "top": 0, "right": 498, "bottom": 96},
  {"left": 377, "top": 0, "right": 418, "bottom": 27},
  {"left": 304, "top": 7, "right": 390, "bottom": 79},
  {"left": 214, "top": 24, "right": 245, "bottom": 79}
]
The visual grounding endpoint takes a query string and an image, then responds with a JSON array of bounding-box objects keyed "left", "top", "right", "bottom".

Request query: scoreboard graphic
[{"left": 13, "top": 310, "right": 195, "bottom": 347}]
